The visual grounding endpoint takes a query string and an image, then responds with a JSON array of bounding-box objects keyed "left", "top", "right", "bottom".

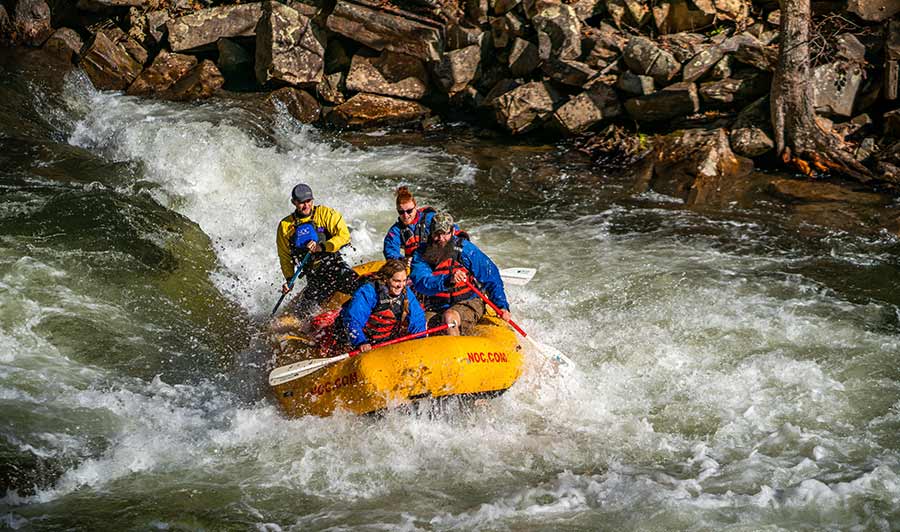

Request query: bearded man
[{"left": 409, "top": 212, "right": 510, "bottom": 336}]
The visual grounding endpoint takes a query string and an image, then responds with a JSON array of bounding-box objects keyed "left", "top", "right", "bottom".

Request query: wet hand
[
  {"left": 359, "top": 343, "right": 372, "bottom": 352},
  {"left": 306, "top": 241, "right": 321, "bottom": 253},
  {"left": 499, "top": 309, "right": 511, "bottom": 322},
  {"left": 452, "top": 269, "right": 467, "bottom": 284},
  {"left": 281, "top": 282, "right": 292, "bottom": 294}
]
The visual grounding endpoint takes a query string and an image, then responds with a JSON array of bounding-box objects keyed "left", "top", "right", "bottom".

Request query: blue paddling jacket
[
  {"left": 341, "top": 281, "right": 426, "bottom": 347},
  {"left": 410, "top": 236, "right": 509, "bottom": 312}
]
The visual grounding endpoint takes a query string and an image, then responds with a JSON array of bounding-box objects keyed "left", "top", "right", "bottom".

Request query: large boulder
[
  {"left": 161, "top": 59, "right": 224, "bottom": 101},
  {"left": 327, "top": 93, "right": 432, "bottom": 129},
  {"left": 346, "top": 51, "right": 429, "bottom": 100},
  {"left": 616, "top": 71, "right": 654, "bottom": 95},
  {"left": 12, "top": 0, "right": 52, "bottom": 46},
  {"left": 509, "top": 37, "right": 540, "bottom": 77},
  {"left": 729, "top": 97, "right": 774, "bottom": 157},
  {"left": 326, "top": 0, "right": 443, "bottom": 62},
  {"left": 725, "top": 34, "right": 777, "bottom": 71},
  {"left": 167, "top": 4, "right": 263, "bottom": 52},
  {"left": 493, "top": 81, "right": 560, "bottom": 134},
  {"left": 549, "top": 83, "right": 621, "bottom": 135},
  {"left": 79, "top": 31, "right": 144, "bottom": 90},
  {"left": 641, "top": 128, "right": 755, "bottom": 207},
  {"left": 699, "top": 72, "right": 770, "bottom": 106},
  {"left": 317, "top": 71, "right": 347, "bottom": 105},
  {"left": 42, "top": 28, "right": 83, "bottom": 63},
  {"left": 624, "top": 82, "right": 698, "bottom": 122},
  {"left": 542, "top": 58, "right": 598, "bottom": 87},
  {"left": 127, "top": 50, "right": 197, "bottom": 96},
  {"left": 432, "top": 45, "right": 481, "bottom": 97},
  {"left": 813, "top": 61, "right": 864, "bottom": 117},
  {"left": 532, "top": 2, "right": 582, "bottom": 61},
  {"left": 217, "top": 38, "right": 254, "bottom": 86},
  {"left": 255, "top": 1, "right": 325, "bottom": 88},
  {"left": 683, "top": 45, "right": 724, "bottom": 82},
  {"left": 623, "top": 35, "right": 681, "bottom": 84}
]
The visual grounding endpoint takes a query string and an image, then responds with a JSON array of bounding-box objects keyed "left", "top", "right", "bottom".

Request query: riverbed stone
[
  {"left": 646, "top": 127, "right": 755, "bottom": 207},
  {"left": 543, "top": 58, "right": 597, "bottom": 87},
  {"left": 493, "top": 81, "right": 560, "bottom": 134},
  {"left": 217, "top": 38, "right": 254, "bottom": 85},
  {"left": 126, "top": 49, "right": 197, "bottom": 96},
  {"left": 550, "top": 83, "right": 621, "bottom": 135},
  {"left": 433, "top": 45, "right": 481, "bottom": 97},
  {"left": 346, "top": 51, "right": 429, "bottom": 100},
  {"left": 327, "top": 0, "right": 443, "bottom": 62},
  {"left": 255, "top": 1, "right": 325, "bottom": 88},
  {"left": 767, "top": 178, "right": 889, "bottom": 205},
  {"left": 699, "top": 72, "right": 770, "bottom": 106},
  {"left": 683, "top": 46, "right": 724, "bottom": 82},
  {"left": 79, "top": 31, "right": 144, "bottom": 90},
  {"left": 327, "top": 92, "right": 432, "bottom": 129},
  {"left": 726, "top": 34, "right": 777, "bottom": 71},
  {"left": 266, "top": 86, "right": 321, "bottom": 123},
  {"left": 42, "top": 28, "right": 83, "bottom": 63},
  {"left": 616, "top": 71, "right": 654, "bottom": 95},
  {"left": 623, "top": 35, "right": 681, "bottom": 84},
  {"left": 660, "top": 32, "right": 707, "bottom": 64},
  {"left": 624, "top": 81, "right": 698, "bottom": 122},
  {"left": 160, "top": 59, "right": 224, "bottom": 101},
  {"left": 167, "top": 3, "right": 263, "bottom": 52},
  {"left": 145, "top": 10, "right": 169, "bottom": 45}
]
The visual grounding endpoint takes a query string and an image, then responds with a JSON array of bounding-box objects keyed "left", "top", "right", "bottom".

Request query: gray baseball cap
[{"left": 291, "top": 183, "right": 313, "bottom": 202}]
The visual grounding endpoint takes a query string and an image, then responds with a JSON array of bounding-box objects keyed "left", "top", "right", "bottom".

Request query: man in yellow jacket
[{"left": 276, "top": 183, "right": 359, "bottom": 317}]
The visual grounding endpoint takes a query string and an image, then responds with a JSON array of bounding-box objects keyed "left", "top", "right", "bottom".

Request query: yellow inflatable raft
[{"left": 268, "top": 261, "right": 524, "bottom": 417}]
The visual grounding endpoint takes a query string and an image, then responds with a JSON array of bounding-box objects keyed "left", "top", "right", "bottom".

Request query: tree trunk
[{"left": 770, "top": 0, "right": 872, "bottom": 181}]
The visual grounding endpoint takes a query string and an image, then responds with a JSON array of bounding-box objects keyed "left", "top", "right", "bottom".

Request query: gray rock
[
  {"left": 100, "top": 27, "right": 148, "bottom": 65},
  {"left": 616, "top": 71, "right": 654, "bottom": 95},
  {"left": 127, "top": 50, "right": 197, "bottom": 96},
  {"left": 710, "top": 55, "right": 731, "bottom": 79},
  {"left": 42, "top": 28, "right": 83, "bottom": 62},
  {"left": 317, "top": 71, "right": 346, "bottom": 105},
  {"left": 847, "top": 0, "right": 900, "bottom": 22},
  {"left": 447, "top": 23, "right": 485, "bottom": 51},
  {"left": 161, "top": 59, "right": 224, "bottom": 101},
  {"left": 542, "top": 58, "right": 597, "bottom": 87},
  {"left": 683, "top": 46, "right": 724, "bottom": 82},
  {"left": 433, "top": 45, "right": 481, "bottom": 96},
  {"left": 255, "top": 1, "right": 325, "bottom": 88},
  {"left": 327, "top": 92, "right": 432, "bottom": 129},
  {"left": 482, "top": 78, "right": 520, "bottom": 107},
  {"left": 467, "top": 0, "right": 489, "bottom": 24},
  {"left": 729, "top": 127, "right": 774, "bottom": 157},
  {"left": 624, "top": 81, "right": 699, "bottom": 122},
  {"left": 572, "top": 0, "right": 605, "bottom": 21},
  {"left": 79, "top": 31, "right": 143, "bottom": 90},
  {"left": 347, "top": 51, "right": 429, "bottom": 100},
  {"left": 660, "top": 32, "right": 707, "bottom": 64},
  {"left": 725, "top": 34, "right": 777, "bottom": 71},
  {"left": 267, "top": 87, "right": 321, "bottom": 123},
  {"left": 836, "top": 33, "right": 866, "bottom": 62},
  {"left": 624, "top": 0, "right": 650, "bottom": 26},
  {"left": 699, "top": 72, "right": 770, "bottom": 105},
  {"left": 167, "top": 4, "right": 263, "bottom": 52},
  {"left": 145, "top": 11, "right": 169, "bottom": 45},
  {"left": 493, "top": 0, "right": 521, "bottom": 15},
  {"left": 533, "top": 2, "right": 582, "bottom": 61},
  {"left": 550, "top": 83, "right": 621, "bottom": 134},
  {"left": 493, "top": 81, "right": 560, "bottom": 134},
  {"left": 327, "top": 0, "right": 443, "bottom": 62},
  {"left": 813, "top": 61, "right": 864, "bottom": 117},
  {"left": 509, "top": 37, "right": 540, "bottom": 77},
  {"left": 653, "top": 0, "right": 714, "bottom": 34},
  {"left": 623, "top": 35, "right": 681, "bottom": 84}
]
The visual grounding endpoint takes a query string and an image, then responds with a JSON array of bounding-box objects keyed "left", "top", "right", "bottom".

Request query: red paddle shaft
[
  {"left": 347, "top": 323, "right": 451, "bottom": 357},
  {"left": 463, "top": 278, "right": 527, "bottom": 338}
]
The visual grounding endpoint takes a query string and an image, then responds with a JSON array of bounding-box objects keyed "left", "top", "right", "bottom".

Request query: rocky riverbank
[{"left": 2, "top": 0, "right": 900, "bottom": 232}]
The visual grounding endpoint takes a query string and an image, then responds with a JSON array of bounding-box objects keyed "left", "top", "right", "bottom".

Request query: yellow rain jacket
[{"left": 276, "top": 205, "right": 351, "bottom": 281}]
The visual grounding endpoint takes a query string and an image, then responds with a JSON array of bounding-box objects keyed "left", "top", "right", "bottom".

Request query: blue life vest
[{"left": 291, "top": 220, "right": 324, "bottom": 257}]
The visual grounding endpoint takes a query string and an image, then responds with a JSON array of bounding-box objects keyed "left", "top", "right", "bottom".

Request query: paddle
[
  {"left": 463, "top": 278, "right": 575, "bottom": 369},
  {"left": 271, "top": 252, "right": 312, "bottom": 317},
  {"left": 268, "top": 322, "right": 455, "bottom": 386},
  {"left": 499, "top": 267, "right": 536, "bottom": 286}
]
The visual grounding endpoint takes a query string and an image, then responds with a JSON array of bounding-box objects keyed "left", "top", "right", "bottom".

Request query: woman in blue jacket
[{"left": 341, "top": 259, "right": 427, "bottom": 352}]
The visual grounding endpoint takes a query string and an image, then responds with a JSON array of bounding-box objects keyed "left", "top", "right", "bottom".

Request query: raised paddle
[
  {"left": 271, "top": 252, "right": 312, "bottom": 317},
  {"left": 463, "top": 278, "right": 575, "bottom": 369},
  {"left": 268, "top": 322, "right": 455, "bottom": 386}
]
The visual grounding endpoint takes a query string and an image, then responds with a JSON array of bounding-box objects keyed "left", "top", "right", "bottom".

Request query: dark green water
[{"left": 3, "top": 49, "right": 900, "bottom": 531}]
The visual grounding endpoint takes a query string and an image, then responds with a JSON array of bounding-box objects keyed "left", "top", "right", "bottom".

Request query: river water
[{"left": 3, "top": 50, "right": 900, "bottom": 531}]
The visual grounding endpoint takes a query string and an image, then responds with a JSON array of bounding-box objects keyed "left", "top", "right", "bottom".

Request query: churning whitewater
[{"left": 2, "top": 65, "right": 900, "bottom": 531}]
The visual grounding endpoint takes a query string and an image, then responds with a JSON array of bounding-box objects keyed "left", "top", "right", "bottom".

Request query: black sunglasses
[{"left": 397, "top": 207, "right": 416, "bottom": 215}]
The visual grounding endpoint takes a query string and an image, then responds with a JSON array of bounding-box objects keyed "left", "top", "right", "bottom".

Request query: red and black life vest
[
  {"left": 423, "top": 238, "right": 475, "bottom": 309},
  {"left": 399, "top": 206, "right": 435, "bottom": 256},
  {"left": 362, "top": 281, "right": 409, "bottom": 342}
]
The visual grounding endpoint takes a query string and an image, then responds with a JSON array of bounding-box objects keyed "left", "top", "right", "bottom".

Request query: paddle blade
[
  {"left": 268, "top": 354, "right": 349, "bottom": 386},
  {"left": 500, "top": 267, "right": 537, "bottom": 286},
  {"left": 525, "top": 336, "right": 576, "bottom": 371}
]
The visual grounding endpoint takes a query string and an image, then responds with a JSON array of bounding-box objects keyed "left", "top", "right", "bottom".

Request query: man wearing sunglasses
[
  {"left": 276, "top": 183, "right": 359, "bottom": 318},
  {"left": 383, "top": 186, "right": 458, "bottom": 263}
]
